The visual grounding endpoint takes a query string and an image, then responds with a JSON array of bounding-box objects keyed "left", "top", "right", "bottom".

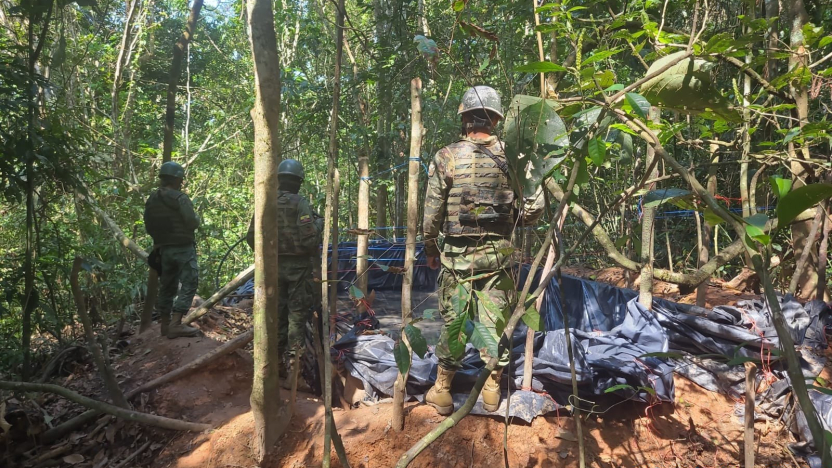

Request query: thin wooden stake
[
  {"left": 393, "top": 77, "right": 423, "bottom": 431},
  {"left": 744, "top": 362, "right": 757, "bottom": 468}
]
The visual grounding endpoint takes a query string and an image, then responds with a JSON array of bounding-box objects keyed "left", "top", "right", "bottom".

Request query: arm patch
[{"left": 299, "top": 214, "right": 312, "bottom": 224}]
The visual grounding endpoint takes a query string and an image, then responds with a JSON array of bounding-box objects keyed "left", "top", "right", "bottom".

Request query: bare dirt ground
[{"left": 2, "top": 269, "right": 806, "bottom": 468}]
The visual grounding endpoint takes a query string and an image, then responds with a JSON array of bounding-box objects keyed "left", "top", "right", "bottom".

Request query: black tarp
[{"left": 329, "top": 241, "right": 438, "bottom": 291}]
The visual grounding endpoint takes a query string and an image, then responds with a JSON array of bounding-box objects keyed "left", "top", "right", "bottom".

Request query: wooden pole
[
  {"left": 393, "top": 77, "right": 423, "bottom": 430},
  {"left": 744, "top": 362, "right": 757, "bottom": 468}
]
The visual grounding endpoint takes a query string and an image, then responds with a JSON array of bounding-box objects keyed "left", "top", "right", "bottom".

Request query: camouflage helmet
[
  {"left": 159, "top": 161, "right": 185, "bottom": 179},
  {"left": 278, "top": 158, "right": 304, "bottom": 180},
  {"left": 458, "top": 85, "right": 504, "bottom": 120}
]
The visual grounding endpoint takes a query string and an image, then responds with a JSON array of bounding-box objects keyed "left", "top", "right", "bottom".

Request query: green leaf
[
  {"left": 769, "top": 176, "right": 792, "bottom": 199},
  {"left": 377, "top": 264, "right": 389, "bottom": 271},
  {"left": 394, "top": 340, "right": 411, "bottom": 374},
  {"left": 820, "top": 36, "right": 832, "bottom": 49},
  {"left": 452, "top": 284, "right": 469, "bottom": 315},
  {"left": 639, "top": 51, "right": 741, "bottom": 122},
  {"left": 625, "top": 92, "right": 650, "bottom": 119},
  {"left": 452, "top": 0, "right": 465, "bottom": 12},
  {"left": 515, "top": 61, "right": 567, "bottom": 73},
  {"left": 638, "top": 386, "right": 657, "bottom": 396},
  {"left": 642, "top": 188, "right": 693, "bottom": 208},
  {"left": 581, "top": 48, "right": 623, "bottom": 67},
  {"left": 503, "top": 95, "right": 569, "bottom": 195},
  {"left": 605, "top": 83, "right": 624, "bottom": 92},
  {"left": 448, "top": 311, "right": 470, "bottom": 358},
  {"left": 744, "top": 213, "right": 771, "bottom": 246},
  {"left": 495, "top": 275, "right": 515, "bottom": 291},
  {"left": 422, "top": 308, "right": 438, "bottom": 320},
  {"left": 468, "top": 320, "right": 499, "bottom": 358},
  {"left": 349, "top": 284, "right": 364, "bottom": 299},
  {"left": 604, "top": 383, "right": 634, "bottom": 394},
  {"left": 776, "top": 184, "right": 832, "bottom": 230},
  {"left": 587, "top": 137, "right": 607, "bottom": 166},
  {"left": 522, "top": 304, "right": 544, "bottom": 331},
  {"left": 404, "top": 323, "right": 428, "bottom": 359}
]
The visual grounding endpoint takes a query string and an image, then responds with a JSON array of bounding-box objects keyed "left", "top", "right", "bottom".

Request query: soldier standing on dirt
[
  {"left": 144, "top": 161, "right": 202, "bottom": 339},
  {"left": 422, "top": 86, "right": 544, "bottom": 415},
  {"left": 245, "top": 159, "right": 322, "bottom": 384}
]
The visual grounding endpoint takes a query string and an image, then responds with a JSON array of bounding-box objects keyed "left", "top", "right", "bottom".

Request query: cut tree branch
[
  {"left": 183, "top": 264, "right": 254, "bottom": 324},
  {"left": 0, "top": 381, "right": 210, "bottom": 432}
]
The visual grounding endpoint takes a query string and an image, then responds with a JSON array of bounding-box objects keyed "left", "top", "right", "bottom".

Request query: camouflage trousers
[
  {"left": 278, "top": 256, "right": 316, "bottom": 356},
  {"left": 434, "top": 236, "right": 514, "bottom": 371},
  {"left": 156, "top": 244, "right": 199, "bottom": 317}
]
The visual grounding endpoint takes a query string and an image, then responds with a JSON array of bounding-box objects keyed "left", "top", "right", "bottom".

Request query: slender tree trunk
[
  {"left": 393, "top": 77, "right": 422, "bottom": 431},
  {"left": 162, "top": 0, "right": 205, "bottom": 163},
  {"left": 376, "top": 186, "right": 388, "bottom": 234},
  {"left": 322, "top": 0, "right": 345, "bottom": 463},
  {"left": 639, "top": 108, "right": 660, "bottom": 307},
  {"left": 246, "top": 0, "right": 288, "bottom": 461},
  {"left": 787, "top": 0, "right": 819, "bottom": 299},
  {"left": 696, "top": 143, "right": 718, "bottom": 306},
  {"left": 816, "top": 204, "right": 830, "bottom": 300},
  {"left": 70, "top": 257, "right": 129, "bottom": 408}
]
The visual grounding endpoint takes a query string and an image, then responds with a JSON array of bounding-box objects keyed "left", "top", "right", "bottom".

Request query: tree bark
[
  {"left": 696, "top": 143, "right": 719, "bottom": 306},
  {"left": 817, "top": 201, "right": 831, "bottom": 301},
  {"left": 183, "top": 264, "right": 254, "bottom": 324},
  {"left": 246, "top": 0, "right": 289, "bottom": 460},
  {"left": 70, "top": 257, "right": 129, "bottom": 408},
  {"left": 639, "top": 108, "right": 660, "bottom": 307},
  {"left": 0, "top": 381, "right": 210, "bottom": 432},
  {"left": 393, "top": 77, "right": 422, "bottom": 431},
  {"left": 786, "top": 0, "right": 818, "bottom": 299},
  {"left": 322, "top": 0, "right": 345, "bottom": 462},
  {"left": 162, "top": 0, "right": 205, "bottom": 163}
]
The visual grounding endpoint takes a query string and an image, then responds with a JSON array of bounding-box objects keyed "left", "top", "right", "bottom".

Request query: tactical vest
[
  {"left": 444, "top": 139, "right": 516, "bottom": 238},
  {"left": 144, "top": 188, "right": 196, "bottom": 246},
  {"left": 276, "top": 191, "right": 313, "bottom": 256}
]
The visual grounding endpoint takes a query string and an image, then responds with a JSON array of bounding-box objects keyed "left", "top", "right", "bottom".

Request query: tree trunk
[
  {"left": 639, "top": 108, "right": 660, "bottom": 308},
  {"left": 162, "top": 0, "right": 205, "bottom": 163},
  {"left": 696, "top": 143, "right": 718, "bottom": 306},
  {"left": 70, "top": 257, "right": 129, "bottom": 408},
  {"left": 246, "top": 0, "right": 288, "bottom": 460},
  {"left": 140, "top": 268, "right": 158, "bottom": 333},
  {"left": 816, "top": 200, "right": 830, "bottom": 301},
  {"left": 787, "top": 0, "right": 818, "bottom": 299},
  {"left": 322, "top": 0, "right": 345, "bottom": 463},
  {"left": 393, "top": 77, "right": 422, "bottom": 431}
]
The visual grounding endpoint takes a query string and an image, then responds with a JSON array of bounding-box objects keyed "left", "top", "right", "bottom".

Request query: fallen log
[
  {"left": 128, "top": 329, "right": 253, "bottom": 396},
  {"left": 0, "top": 381, "right": 210, "bottom": 432},
  {"left": 183, "top": 264, "right": 254, "bottom": 324}
]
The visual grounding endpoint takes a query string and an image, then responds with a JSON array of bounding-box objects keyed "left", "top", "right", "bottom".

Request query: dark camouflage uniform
[
  {"left": 143, "top": 187, "right": 201, "bottom": 318},
  {"left": 423, "top": 135, "right": 543, "bottom": 370},
  {"left": 246, "top": 190, "right": 322, "bottom": 356}
]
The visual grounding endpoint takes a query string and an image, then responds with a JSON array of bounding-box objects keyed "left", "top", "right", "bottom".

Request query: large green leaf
[
  {"left": 769, "top": 176, "right": 792, "bottom": 199},
  {"left": 776, "top": 183, "right": 832, "bottom": 229},
  {"left": 624, "top": 93, "right": 650, "bottom": 119},
  {"left": 744, "top": 213, "right": 771, "bottom": 246},
  {"left": 393, "top": 340, "right": 411, "bottom": 375},
  {"left": 404, "top": 323, "right": 428, "bottom": 359},
  {"left": 452, "top": 284, "right": 469, "bottom": 315},
  {"left": 474, "top": 290, "right": 506, "bottom": 335},
  {"left": 515, "top": 61, "right": 567, "bottom": 73},
  {"left": 468, "top": 320, "right": 499, "bottom": 358},
  {"left": 503, "top": 95, "right": 569, "bottom": 194},
  {"left": 587, "top": 137, "right": 606, "bottom": 166},
  {"left": 522, "top": 304, "right": 544, "bottom": 331},
  {"left": 448, "top": 311, "right": 470, "bottom": 358},
  {"left": 642, "top": 188, "right": 693, "bottom": 208},
  {"left": 639, "top": 51, "right": 742, "bottom": 122}
]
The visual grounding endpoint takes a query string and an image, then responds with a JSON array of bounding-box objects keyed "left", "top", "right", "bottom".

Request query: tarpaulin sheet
[{"left": 329, "top": 241, "right": 438, "bottom": 291}]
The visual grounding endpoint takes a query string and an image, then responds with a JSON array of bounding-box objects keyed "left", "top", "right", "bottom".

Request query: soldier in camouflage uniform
[
  {"left": 423, "top": 86, "right": 544, "bottom": 415},
  {"left": 246, "top": 159, "right": 322, "bottom": 381},
  {"left": 144, "top": 161, "right": 201, "bottom": 339}
]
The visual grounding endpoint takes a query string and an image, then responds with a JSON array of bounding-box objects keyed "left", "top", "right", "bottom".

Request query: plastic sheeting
[{"left": 329, "top": 241, "right": 438, "bottom": 291}]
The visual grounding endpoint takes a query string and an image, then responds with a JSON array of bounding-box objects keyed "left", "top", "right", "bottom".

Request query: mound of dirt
[{"left": 156, "top": 376, "right": 798, "bottom": 468}]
